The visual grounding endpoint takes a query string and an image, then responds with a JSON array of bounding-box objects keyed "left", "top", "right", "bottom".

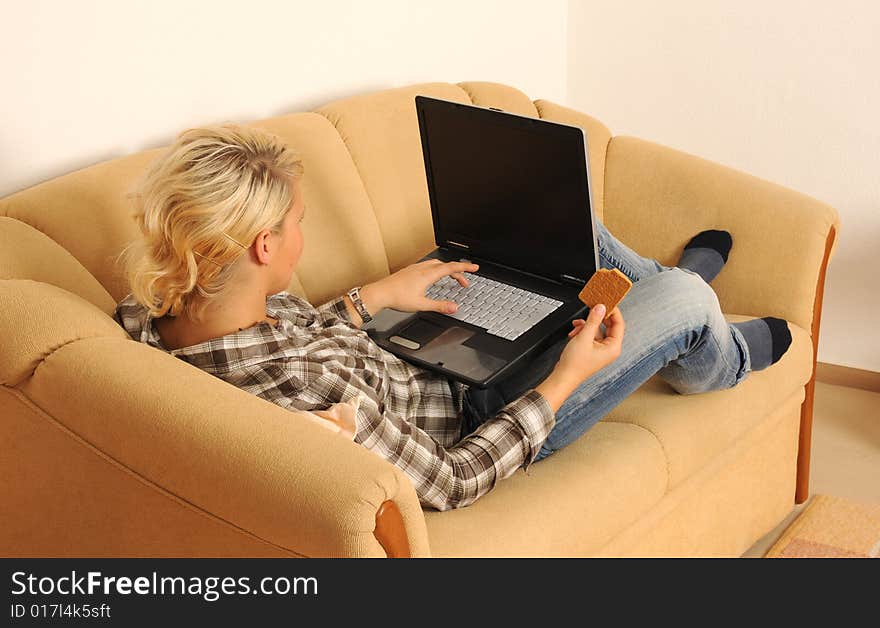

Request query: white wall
[
  {"left": 568, "top": 0, "right": 880, "bottom": 372},
  {"left": 0, "top": 0, "right": 568, "bottom": 198}
]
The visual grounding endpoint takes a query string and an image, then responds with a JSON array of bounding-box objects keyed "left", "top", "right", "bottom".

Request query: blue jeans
[{"left": 461, "top": 219, "right": 753, "bottom": 462}]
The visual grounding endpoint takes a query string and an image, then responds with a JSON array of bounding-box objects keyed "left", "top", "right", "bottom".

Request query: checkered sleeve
[
  {"left": 269, "top": 292, "right": 354, "bottom": 328},
  {"left": 313, "top": 295, "right": 355, "bottom": 327},
  {"left": 357, "top": 387, "right": 555, "bottom": 511}
]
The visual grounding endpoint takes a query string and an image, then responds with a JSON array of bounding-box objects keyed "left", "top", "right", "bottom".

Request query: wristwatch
[{"left": 346, "top": 285, "right": 373, "bottom": 324}]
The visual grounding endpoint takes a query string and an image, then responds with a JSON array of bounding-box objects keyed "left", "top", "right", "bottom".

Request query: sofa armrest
[
  {"left": 15, "top": 334, "right": 431, "bottom": 557},
  {"left": 602, "top": 136, "right": 840, "bottom": 333}
]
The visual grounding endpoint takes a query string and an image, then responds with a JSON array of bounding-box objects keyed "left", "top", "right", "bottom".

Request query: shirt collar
[{"left": 142, "top": 299, "right": 286, "bottom": 358}]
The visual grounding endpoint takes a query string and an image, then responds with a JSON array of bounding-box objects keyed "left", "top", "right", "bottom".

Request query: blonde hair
[{"left": 118, "top": 123, "right": 303, "bottom": 323}]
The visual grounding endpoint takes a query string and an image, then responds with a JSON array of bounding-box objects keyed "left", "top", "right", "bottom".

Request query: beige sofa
[{"left": 0, "top": 81, "right": 839, "bottom": 557}]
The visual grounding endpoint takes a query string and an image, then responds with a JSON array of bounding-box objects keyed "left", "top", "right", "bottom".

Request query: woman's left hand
[{"left": 374, "top": 259, "right": 480, "bottom": 314}]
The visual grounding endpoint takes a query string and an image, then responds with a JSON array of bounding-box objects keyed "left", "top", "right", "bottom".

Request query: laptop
[{"left": 363, "top": 95, "right": 600, "bottom": 389}]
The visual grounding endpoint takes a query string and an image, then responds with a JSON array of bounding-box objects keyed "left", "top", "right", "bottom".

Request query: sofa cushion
[
  {"left": 423, "top": 421, "right": 668, "bottom": 557},
  {"left": 604, "top": 314, "right": 814, "bottom": 489},
  {"left": 0, "top": 149, "right": 163, "bottom": 303},
  {"left": 595, "top": 391, "right": 803, "bottom": 557},
  {"left": 0, "top": 217, "right": 115, "bottom": 314},
  {"left": 0, "top": 279, "right": 127, "bottom": 387},
  {"left": 316, "top": 83, "right": 472, "bottom": 273},
  {"left": 601, "top": 135, "right": 840, "bottom": 334},
  {"left": 457, "top": 81, "right": 540, "bottom": 118}
]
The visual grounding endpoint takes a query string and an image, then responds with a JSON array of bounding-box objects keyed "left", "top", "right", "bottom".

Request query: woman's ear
[{"left": 253, "top": 229, "right": 274, "bottom": 266}]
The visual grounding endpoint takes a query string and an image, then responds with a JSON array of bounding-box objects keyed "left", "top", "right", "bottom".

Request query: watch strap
[{"left": 346, "top": 286, "right": 373, "bottom": 324}]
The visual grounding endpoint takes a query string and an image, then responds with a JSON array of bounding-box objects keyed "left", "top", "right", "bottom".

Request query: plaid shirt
[{"left": 113, "top": 291, "right": 555, "bottom": 511}]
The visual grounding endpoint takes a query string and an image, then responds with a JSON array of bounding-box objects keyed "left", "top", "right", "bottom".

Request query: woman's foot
[
  {"left": 677, "top": 229, "right": 733, "bottom": 283},
  {"left": 732, "top": 316, "right": 793, "bottom": 371}
]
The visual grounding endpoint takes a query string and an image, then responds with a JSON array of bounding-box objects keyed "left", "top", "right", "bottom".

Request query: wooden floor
[{"left": 741, "top": 381, "right": 880, "bottom": 557}]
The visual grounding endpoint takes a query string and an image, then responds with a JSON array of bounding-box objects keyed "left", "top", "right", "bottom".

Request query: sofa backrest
[{"left": 0, "top": 81, "right": 611, "bottom": 313}]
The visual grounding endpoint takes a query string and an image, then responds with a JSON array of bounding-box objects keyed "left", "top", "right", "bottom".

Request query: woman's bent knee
[{"left": 657, "top": 268, "right": 721, "bottom": 324}]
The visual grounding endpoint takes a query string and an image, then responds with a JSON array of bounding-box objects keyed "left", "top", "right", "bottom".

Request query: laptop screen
[{"left": 416, "top": 95, "right": 598, "bottom": 286}]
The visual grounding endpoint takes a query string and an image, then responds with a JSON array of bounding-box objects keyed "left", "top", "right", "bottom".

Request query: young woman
[{"left": 114, "top": 124, "right": 791, "bottom": 511}]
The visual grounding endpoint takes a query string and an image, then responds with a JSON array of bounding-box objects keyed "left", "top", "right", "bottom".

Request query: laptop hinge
[{"left": 560, "top": 273, "right": 586, "bottom": 286}]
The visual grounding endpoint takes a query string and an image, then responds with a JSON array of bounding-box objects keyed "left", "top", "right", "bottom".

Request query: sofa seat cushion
[
  {"left": 423, "top": 421, "right": 668, "bottom": 557},
  {"left": 603, "top": 314, "right": 813, "bottom": 489},
  {"left": 425, "top": 315, "right": 811, "bottom": 557}
]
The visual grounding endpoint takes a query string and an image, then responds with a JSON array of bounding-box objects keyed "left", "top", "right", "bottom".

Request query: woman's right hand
[{"left": 555, "top": 303, "right": 625, "bottom": 384}]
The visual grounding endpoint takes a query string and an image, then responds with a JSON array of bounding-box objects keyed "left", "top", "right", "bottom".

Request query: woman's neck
[{"left": 153, "top": 295, "right": 278, "bottom": 350}]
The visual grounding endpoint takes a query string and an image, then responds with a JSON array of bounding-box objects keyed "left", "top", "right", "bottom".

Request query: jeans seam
[
  {"left": 537, "top": 348, "right": 657, "bottom": 461},
  {"left": 708, "top": 323, "right": 747, "bottom": 387},
  {"left": 664, "top": 323, "right": 740, "bottom": 392},
  {"left": 599, "top": 244, "right": 640, "bottom": 283}
]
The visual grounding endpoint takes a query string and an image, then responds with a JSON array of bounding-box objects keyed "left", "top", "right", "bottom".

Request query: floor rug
[{"left": 765, "top": 494, "right": 880, "bottom": 558}]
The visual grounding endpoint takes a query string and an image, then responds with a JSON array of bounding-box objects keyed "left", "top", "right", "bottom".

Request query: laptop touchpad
[{"left": 396, "top": 318, "right": 446, "bottom": 348}]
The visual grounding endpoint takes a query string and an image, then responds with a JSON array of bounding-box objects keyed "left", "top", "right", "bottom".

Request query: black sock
[
  {"left": 731, "top": 317, "right": 792, "bottom": 371},
  {"left": 677, "top": 230, "right": 733, "bottom": 283}
]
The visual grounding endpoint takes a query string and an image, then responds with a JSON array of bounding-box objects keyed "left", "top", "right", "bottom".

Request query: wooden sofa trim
[
  {"left": 374, "top": 500, "right": 410, "bottom": 558},
  {"left": 796, "top": 224, "right": 837, "bottom": 504}
]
